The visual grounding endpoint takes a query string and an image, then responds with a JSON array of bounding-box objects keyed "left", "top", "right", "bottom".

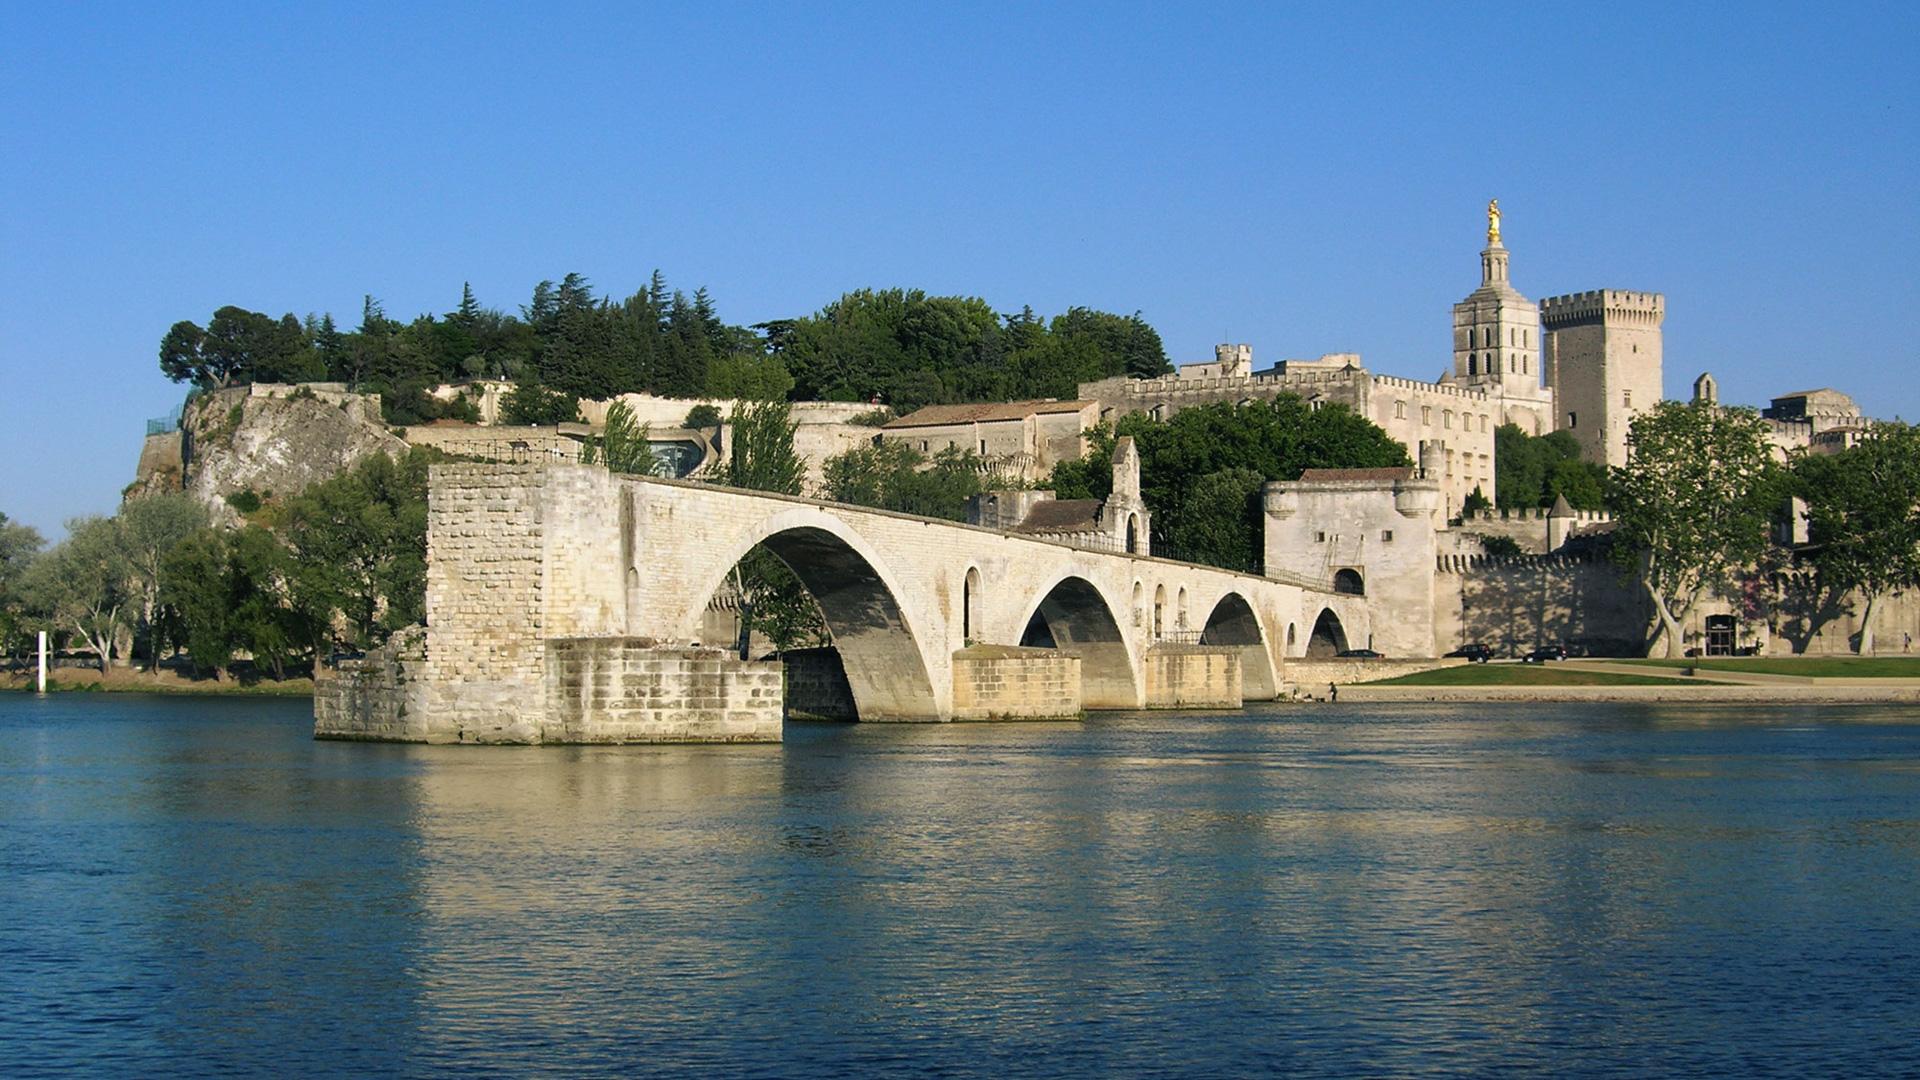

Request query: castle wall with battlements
[{"left": 1081, "top": 367, "right": 1498, "bottom": 516}]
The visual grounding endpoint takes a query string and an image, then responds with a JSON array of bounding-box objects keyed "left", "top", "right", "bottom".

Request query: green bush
[
  {"left": 225, "top": 489, "right": 263, "bottom": 514},
  {"left": 684, "top": 403, "right": 722, "bottom": 429},
  {"left": 502, "top": 383, "right": 581, "bottom": 426}
]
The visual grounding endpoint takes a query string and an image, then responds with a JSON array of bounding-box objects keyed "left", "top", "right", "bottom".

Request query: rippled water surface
[{"left": 3, "top": 694, "right": 1919, "bottom": 1077}]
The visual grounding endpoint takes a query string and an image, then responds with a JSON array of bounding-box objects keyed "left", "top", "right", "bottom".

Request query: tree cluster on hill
[
  {"left": 1494, "top": 424, "right": 1608, "bottom": 510},
  {"left": 158, "top": 274, "right": 772, "bottom": 425},
  {"left": 158, "top": 280, "right": 1171, "bottom": 427},
  {"left": 1047, "top": 397, "right": 1411, "bottom": 572},
  {"left": 770, "top": 292, "right": 1169, "bottom": 411},
  {"left": 3, "top": 453, "right": 434, "bottom": 680}
]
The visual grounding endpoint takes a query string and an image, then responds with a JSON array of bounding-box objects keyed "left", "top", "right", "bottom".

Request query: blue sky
[{"left": 3, "top": 2, "right": 1915, "bottom": 538}]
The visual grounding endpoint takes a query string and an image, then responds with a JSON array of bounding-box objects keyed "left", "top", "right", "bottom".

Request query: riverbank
[
  {"left": 0, "top": 668, "right": 314, "bottom": 696},
  {"left": 1348, "top": 657, "right": 1920, "bottom": 703}
]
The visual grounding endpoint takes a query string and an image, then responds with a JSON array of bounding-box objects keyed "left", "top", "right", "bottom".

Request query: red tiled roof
[
  {"left": 1012, "top": 499, "right": 1104, "bottom": 533},
  {"left": 1296, "top": 467, "right": 1415, "bottom": 483},
  {"left": 883, "top": 400, "right": 1093, "bottom": 429}
]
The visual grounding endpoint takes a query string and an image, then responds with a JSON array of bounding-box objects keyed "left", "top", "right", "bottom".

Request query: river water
[{"left": 2, "top": 694, "right": 1917, "bottom": 1077}]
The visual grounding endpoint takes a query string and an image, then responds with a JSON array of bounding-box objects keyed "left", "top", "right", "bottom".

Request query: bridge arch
[
  {"left": 675, "top": 506, "right": 939, "bottom": 721},
  {"left": 1306, "top": 608, "right": 1349, "bottom": 658},
  {"left": 1018, "top": 573, "right": 1140, "bottom": 709},
  {"left": 1199, "top": 591, "right": 1278, "bottom": 700}
]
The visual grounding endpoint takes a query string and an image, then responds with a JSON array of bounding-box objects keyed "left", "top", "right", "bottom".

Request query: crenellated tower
[{"left": 1539, "top": 289, "right": 1665, "bottom": 468}]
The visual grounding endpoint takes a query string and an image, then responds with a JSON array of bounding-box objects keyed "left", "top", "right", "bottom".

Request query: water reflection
[{"left": 2, "top": 697, "right": 1918, "bottom": 1075}]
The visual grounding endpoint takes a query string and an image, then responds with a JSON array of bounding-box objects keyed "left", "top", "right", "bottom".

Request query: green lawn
[
  {"left": 1612, "top": 657, "right": 1920, "bottom": 678},
  {"left": 1362, "top": 664, "right": 1699, "bottom": 687}
]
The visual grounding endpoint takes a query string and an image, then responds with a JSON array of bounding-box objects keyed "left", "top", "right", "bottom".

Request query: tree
[
  {"left": 158, "top": 320, "right": 215, "bottom": 386},
  {"left": 226, "top": 525, "right": 305, "bottom": 680},
  {"left": 823, "top": 442, "right": 991, "bottom": 521},
  {"left": 1166, "top": 467, "right": 1265, "bottom": 571},
  {"left": 581, "top": 400, "right": 658, "bottom": 476},
  {"left": 159, "top": 528, "right": 236, "bottom": 677},
  {"left": 1795, "top": 422, "right": 1920, "bottom": 653},
  {"left": 501, "top": 382, "right": 581, "bottom": 426},
  {"left": 1495, "top": 424, "right": 1608, "bottom": 509},
  {"left": 1608, "top": 401, "right": 1779, "bottom": 657},
  {"left": 0, "top": 513, "right": 45, "bottom": 658},
  {"left": 1048, "top": 396, "right": 1408, "bottom": 573},
  {"left": 22, "top": 516, "right": 130, "bottom": 672},
  {"left": 282, "top": 451, "right": 429, "bottom": 649},
  {"left": 707, "top": 351, "right": 794, "bottom": 401},
  {"left": 119, "top": 494, "right": 208, "bottom": 669},
  {"left": 718, "top": 397, "right": 823, "bottom": 654},
  {"left": 726, "top": 398, "right": 804, "bottom": 496}
]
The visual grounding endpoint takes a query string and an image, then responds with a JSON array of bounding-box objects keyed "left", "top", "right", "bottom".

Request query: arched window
[
  {"left": 1467, "top": 356, "right": 1476, "bottom": 376},
  {"left": 1125, "top": 513, "right": 1139, "bottom": 554},
  {"left": 1132, "top": 581, "right": 1144, "bottom": 627},
  {"left": 963, "top": 566, "right": 981, "bottom": 643},
  {"left": 1333, "top": 568, "right": 1365, "bottom": 596},
  {"left": 1153, "top": 584, "right": 1166, "bottom": 637},
  {"left": 1176, "top": 587, "right": 1188, "bottom": 630},
  {"left": 1287, "top": 623, "right": 1297, "bottom": 648}
]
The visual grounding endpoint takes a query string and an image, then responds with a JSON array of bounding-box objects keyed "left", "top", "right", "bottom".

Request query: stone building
[
  {"left": 1441, "top": 202, "right": 1555, "bottom": 438},
  {"left": 880, "top": 399, "right": 1098, "bottom": 484},
  {"left": 1260, "top": 454, "right": 1446, "bottom": 659},
  {"left": 1540, "top": 289, "right": 1665, "bottom": 467},
  {"left": 1080, "top": 354, "right": 1499, "bottom": 518},
  {"left": 1076, "top": 203, "right": 1671, "bottom": 514},
  {"left": 967, "top": 436, "right": 1153, "bottom": 555}
]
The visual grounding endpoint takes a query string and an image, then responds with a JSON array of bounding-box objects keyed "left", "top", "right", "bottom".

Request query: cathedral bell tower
[{"left": 1451, "top": 199, "right": 1544, "bottom": 402}]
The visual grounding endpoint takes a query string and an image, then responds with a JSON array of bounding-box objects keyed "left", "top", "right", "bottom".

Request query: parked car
[
  {"left": 1447, "top": 643, "right": 1494, "bottom": 663},
  {"left": 1336, "top": 648, "right": 1384, "bottom": 659},
  {"left": 1523, "top": 645, "right": 1568, "bottom": 663}
]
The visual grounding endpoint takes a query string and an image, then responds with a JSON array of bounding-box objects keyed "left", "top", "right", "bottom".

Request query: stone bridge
[{"left": 316, "top": 463, "right": 1371, "bottom": 743}]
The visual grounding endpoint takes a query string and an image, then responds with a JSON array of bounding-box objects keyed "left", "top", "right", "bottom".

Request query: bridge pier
[{"left": 1143, "top": 643, "right": 1243, "bottom": 709}]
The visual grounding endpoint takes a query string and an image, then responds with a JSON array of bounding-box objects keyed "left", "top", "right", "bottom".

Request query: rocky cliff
[{"left": 128, "top": 384, "right": 406, "bottom": 522}]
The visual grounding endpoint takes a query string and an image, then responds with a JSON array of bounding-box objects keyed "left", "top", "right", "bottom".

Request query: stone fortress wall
[
  {"left": 1456, "top": 505, "right": 1614, "bottom": 554},
  {"left": 1079, "top": 363, "right": 1498, "bottom": 516}
]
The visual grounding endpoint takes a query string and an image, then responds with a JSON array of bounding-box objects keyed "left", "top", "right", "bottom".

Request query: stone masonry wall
[
  {"left": 783, "top": 648, "right": 858, "bottom": 720},
  {"left": 1286, "top": 657, "right": 1460, "bottom": 691},
  {"left": 1436, "top": 555, "right": 1647, "bottom": 657},
  {"left": 314, "top": 627, "right": 433, "bottom": 741},
  {"left": 419, "top": 464, "right": 552, "bottom": 741},
  {"left": 1142, "top": 644, "right": 1241, "bottom": 708},
  {"left": 545, "top": 640, "right": 782, "bottom": 743},
  {"left": 950, "top": 645, "right": 1082, "bottom": 720}
]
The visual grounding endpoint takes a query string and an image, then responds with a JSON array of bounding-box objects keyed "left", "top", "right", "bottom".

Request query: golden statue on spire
[{"left": 1487, "top": 198, "right": 1502, "bottom": 244}]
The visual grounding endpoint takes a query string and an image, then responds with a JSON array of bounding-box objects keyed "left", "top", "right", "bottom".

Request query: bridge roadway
[{"left": 419, "top": 461, "right": 1369, "bottom": 722}]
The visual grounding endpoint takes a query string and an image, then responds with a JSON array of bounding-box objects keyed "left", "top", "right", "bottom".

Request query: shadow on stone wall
[{"left": 1443, "top": 556, "right": 1650, "bottom": 657}]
